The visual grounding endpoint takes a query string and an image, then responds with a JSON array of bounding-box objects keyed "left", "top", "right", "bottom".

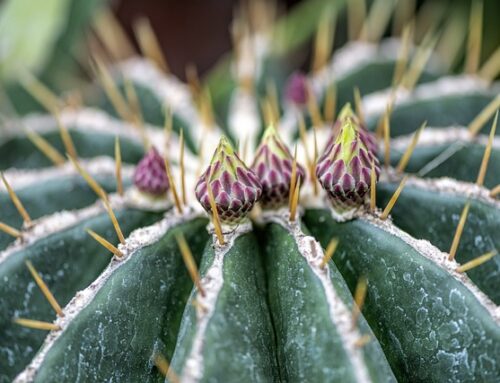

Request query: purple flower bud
[
  {"left": 133, "top": 147, "right": 169, "bottom": 196},
  {"left": 316, "top": 104, "right": 380, "bottom": 211},
  {"left": 284, "top": 71, "right": 308, "bottom": 106},
  {"left": 251, "top": 125, "right": 306, "bottom": 208},
  {"left": 195, "top": 136, "right": 262, "bottom": 224}
]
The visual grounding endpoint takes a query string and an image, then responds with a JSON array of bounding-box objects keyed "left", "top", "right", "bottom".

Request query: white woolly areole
[
  {"left": 117, "top": 58, "right": 197, "bottom": 126},
  {"left": 180, "top": 221, "right": 253, "bottom": 383},
  {"left": 388, "top": 126, "right": 500, "bottom": 152},
  {"left": 379, "top": 170, "right": 500, "bottom": 209},
  {"left": 363, "top": 76, "right": 494, "bottom": 118},
  {"left": 14, "top": 209, "right": 202, "bottom": 383},
  {"left": 2, "top": 107, "right": 160, "bottom": 145},
  {"left": 0, "top": 195, "right": 122, "bottom": 266},
  {"left": 0, "top": 189, "right": 172, "bottom": 267},
  {"left": 117, "top": 57, "right": 227, "bottom": 147},
  {"left": 228, "top": 88, "right": 261, "bottom": 153},
  {"left": 232, "top": 33, "right": 270, "bottom": 81},
  {"left": 261, "top": 209, "right": 373, "bottom": 383},
  {"left": 0, "top": 157, "right": 133, "bottom": 191},
  {"left": 1, "top": 107, "right": 202, "bottom": 166}
]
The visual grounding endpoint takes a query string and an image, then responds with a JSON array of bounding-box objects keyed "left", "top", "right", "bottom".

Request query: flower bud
[
  {"left": 195, "top": 136, "right": 262, "bottom": 223},
  {"left": 316, "top": 105, "right": 380, "bottom": 210},
  {"left": 133, "top": 147, "right": 169, "bottom": 196},
  {"left": 284, "top": 71, "right": 308, "bottom": 106},
  {"left": 251, "top": 125, "right": 306, "bottom": 208}
]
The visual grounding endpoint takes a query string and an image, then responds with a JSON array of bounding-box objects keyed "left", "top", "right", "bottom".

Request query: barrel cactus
[{"left": 1, "top": 0, "right": 500, "bottom": 382}]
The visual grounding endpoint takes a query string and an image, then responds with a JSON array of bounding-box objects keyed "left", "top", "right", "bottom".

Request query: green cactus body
[
  {"left": 0, "top": 111, "right": 146, "bottom": 170},
  {"left": 303, "top": 209, "right": 500, "bottom": 381},
  {"left": 0, "top": 161, "right": 130, "bottom": 250},
  {"left": 387, "top": 128, "right": 500, "bottom": 187},
  {"left": 377, "top": 179, "right": 500, "bottom": 303},
  {"left": 365, "top": 84, "right": 499, "bottom": 136},
  {"left": 170, "top": 227, "right": 279, "bottom": 382},
  {"left": 22, "top": 216, "right": 208, "bottom": 383},
  {"left": 0, "top": 204, "right": 161, "bottom": 379},
  {"left": 1, "top": 1, "right": 500, "bottom": 382},
  {"left": 261, "top": 214, "right": 396, "bottom": 382}
]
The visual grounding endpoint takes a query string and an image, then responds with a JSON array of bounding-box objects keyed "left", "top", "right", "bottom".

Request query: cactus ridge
[{"left": 1, "top": 1, "right": 500, "bottom": 382}]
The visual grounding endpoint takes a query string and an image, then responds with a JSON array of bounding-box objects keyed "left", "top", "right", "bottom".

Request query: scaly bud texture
[
  {"left": 195, "top": 137, "right": 262, "bottom": 223},
  {"left": 328, "top": 103, "right": 378, "bottom": 155},
  {"left": 284, "top": 71, "right": 308, "bottom": 106},
  {"left": 133, "top": 147, "right": 169, "bottom": 195},
  {"left": 252, "top": 126, "right": 306, "bottom": 208},
  {"left": 316, "top": 104, "right": 380, "bottom": 211}
]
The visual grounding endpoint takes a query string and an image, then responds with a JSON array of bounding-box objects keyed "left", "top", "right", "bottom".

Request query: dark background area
[
  {"left": 112, "top": 0, "right": 500, "bottom": 81},
  {"left": 114, "top": 0, "right": 302, "bottom": 80}
]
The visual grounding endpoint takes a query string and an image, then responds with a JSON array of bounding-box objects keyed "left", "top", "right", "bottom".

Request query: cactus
[{"left": 1, "top": 1, "right": 500, "bottom": 382}]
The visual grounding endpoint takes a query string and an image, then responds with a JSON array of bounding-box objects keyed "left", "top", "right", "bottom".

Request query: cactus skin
[
  {"left": 170, "top": 231, "right": 279, "bottom": 382},
  {"left": 262, "top": 221, "right": 396, "bottom": 382},
  {"left": 377, "top": 182, "right": 500, "bottom": 304},
  {"left": 1, "top": 2, "right": 500, "bottom": 383},
  {"left": 251, "top": 125, "right": 306, "bottom": 208},
  {"left": 28, "top": 218, "right": 208, "bottom": 383},
  {"left": 316, "top": 105, "right": 380, "bottom": 211},
  {"left": 0, "top": 209, "right": 162, "bottom": 380},
  {"left": 133, "top": 147, "right": 169, "bottom": 196},
  {"left": 195, "top": 137, "right": 262, "bottom": 223},
  {"left": 304, "top": 209, "right": 500, "bottom": 382},
  {"left": 0, "top": 129, "right": 145, "bottom": 170}
]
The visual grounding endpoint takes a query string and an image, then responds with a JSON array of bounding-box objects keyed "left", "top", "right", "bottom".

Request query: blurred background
[{"left": 0, "top": 0, "right": 499, "bottom": 112}]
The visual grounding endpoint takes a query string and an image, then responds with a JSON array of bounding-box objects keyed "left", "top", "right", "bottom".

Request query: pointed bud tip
[
  {"left": 252, "top": 126, "right": 306, "bottom": 208},
  {"left": 196, "top": 138, "right": 262, "bottom": 223},
  {"left": 338, "top": 103, "right": 355, "bottom": 120},
  {"left": 316, "top": 117, "right": 380, "bottom": 210}
]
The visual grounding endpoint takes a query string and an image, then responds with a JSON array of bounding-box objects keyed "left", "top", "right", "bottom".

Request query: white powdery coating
[
  {"left": 1, "top": 107, "right": 201, "bottom": 165},
  {"left": 261, "top": 210, "right": 372, "bottom": 383},
  {"left": 0, "top": 196, "right": 122, "bottom": 266},
  {"left": 358, "top": 213, "right": 500, "bottom": 323},
  {"left": 228, "top": 89, "right": 261, "bottom": 153},
  {"left": 2, "top": 107, "right": 178, "bottom": 155},
  {"left": 117, "top": 57, "right": 226, "bottom": 149},
  {"left": 0, "top": 188, "right": 172, "bottom": 268},
  {"left": 1, "top": 157, "right": 133, "bottom": 191},
  {"left": 380, "top": 170, "right": 500, "bottom": 209},
  {"left": 389, "top": 126, "right": 500, "bottom": 152},
  {"left": 14, "top": 209, "right": 201, "bottom": 383},
  {"left": 180, "top": 221, "right": 253, "bottom": 383},
  {"left": 311, "top": 41, "right": 378, "bottom": 91},
  {"left": 117, "top": 58, "right": 197, "bottom": 127},
  {"left": 125, "top": 188, "right": 172, "bottom": 212},
  {"left": 363, "top": 75, "right": 492, "bottom": 118},
  {"left": 3, "top": 108, "right": 155, "bottom": 143},
  {"left": 232, "top": 33, "right": 270, "bottom": 81}
]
